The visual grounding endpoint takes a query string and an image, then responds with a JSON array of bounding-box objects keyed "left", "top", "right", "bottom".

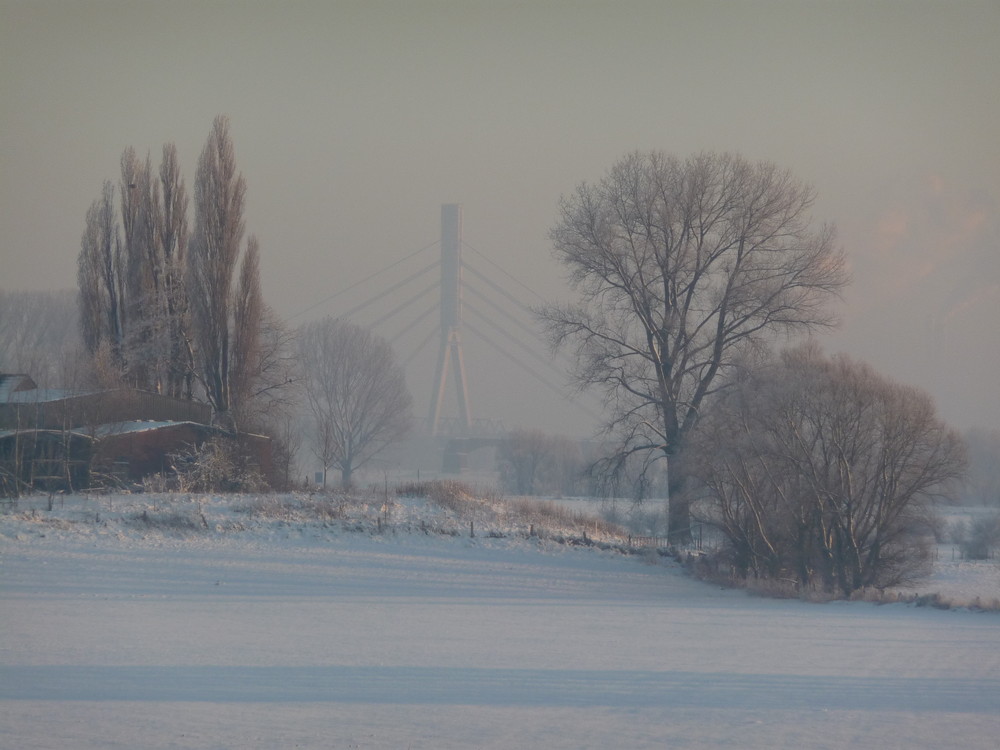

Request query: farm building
[{"left": 0, "top": 374, "right": 270, "bottom": 494}]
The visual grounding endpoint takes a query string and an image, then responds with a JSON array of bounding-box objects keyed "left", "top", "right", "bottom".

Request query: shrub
[
  {"left": 131, "top": 506, "right": 206, "bottom": 533},
  {"left": 163, "top": 436, "right": 267, "bottom": 493},
  {"left": 396, "top": 480, "right": 477, "bottom": 513},
  {"left": 958, "top": 513, "right": 1000, "bottom": 560},
  {"left": 690, "top": 346, "right": 966, "bottom": 596},
  {"left": 234, "top": 493, "right": 350, "bottom": 521}
]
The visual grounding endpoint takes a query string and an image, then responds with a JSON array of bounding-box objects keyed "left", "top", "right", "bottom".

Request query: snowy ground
[
  {"left": 553, "top": 496, "right": 1000, "bottom": 606},
  {"left": 1, "top": 491, "right": 999, "bottom": 749}
]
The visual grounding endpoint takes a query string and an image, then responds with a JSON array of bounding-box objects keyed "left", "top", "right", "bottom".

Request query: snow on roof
[
  {"left": 0, "top": 421, "right": 212, "bottom": 440},
  {"left": 0, "top": 428, "right": 95, "bottom": 441},
  {"left": 92, "top": 421, "right": 213, "bottom": 438},
  {"left": 3, "top": 388, "right": 90, "bottom": 404},
  {"left": 0, "top": 374, "right": 37, "bottom": 402}
]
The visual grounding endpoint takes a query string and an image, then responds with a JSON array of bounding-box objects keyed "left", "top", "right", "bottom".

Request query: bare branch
[{"left": 539, "top": 151, "right": 849, "bottom": 539}]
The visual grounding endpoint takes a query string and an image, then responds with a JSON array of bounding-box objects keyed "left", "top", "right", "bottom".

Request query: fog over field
[{"left": 2, "top": 1, "right": 998, "bottom": 435}]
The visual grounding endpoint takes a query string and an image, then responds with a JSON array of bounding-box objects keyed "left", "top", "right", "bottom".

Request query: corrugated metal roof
[
  {"left": 92, "top": 420, "right": 213, "bottom": 437},
  {"left": 0, "top": 374, "right": 37, "bottom": 402},
  {"left": 3, "top": 388, "right": 89, "bottom": 404}
]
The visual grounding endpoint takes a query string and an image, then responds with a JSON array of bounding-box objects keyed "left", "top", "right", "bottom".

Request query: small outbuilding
[{"left": 0, "top": 374, "right": 269, "bottom": 494}]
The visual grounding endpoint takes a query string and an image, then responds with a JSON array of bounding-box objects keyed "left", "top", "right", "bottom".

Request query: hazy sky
[{"left": 2, "top": 0, "right": 998, "bottom": 435}]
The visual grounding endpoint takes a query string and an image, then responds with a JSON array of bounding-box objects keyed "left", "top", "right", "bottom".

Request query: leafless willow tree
[
  {"left": 540, "top": 151, "right": 849, "bottom": 541},
  {"left": 690, "top": 344, "right": 966, "bottom": 595},
  {"left": 298, "top": 317, "right": 412, "bottom": 488}
]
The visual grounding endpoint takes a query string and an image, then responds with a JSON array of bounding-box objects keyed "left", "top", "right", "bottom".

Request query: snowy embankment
[{"left": 2, "top": 490, "right": 999, "bottom": 750}]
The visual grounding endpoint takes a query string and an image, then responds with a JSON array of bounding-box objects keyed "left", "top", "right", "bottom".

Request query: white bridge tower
[{"left": 427, "top": 204, "right": 472, "bottom": 436}]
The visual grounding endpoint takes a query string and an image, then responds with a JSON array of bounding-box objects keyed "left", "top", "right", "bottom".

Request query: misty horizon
[{"left": 2, "top": 1, "right": 998, "bottom": 434}]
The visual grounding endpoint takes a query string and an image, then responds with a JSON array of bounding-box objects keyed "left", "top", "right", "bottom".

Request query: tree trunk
[{"left": 667, "top": 460, "right": 691, "bottom": 544}]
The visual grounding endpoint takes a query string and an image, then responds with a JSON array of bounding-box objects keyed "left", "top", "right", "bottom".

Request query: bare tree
[
  {"left": 120, "top": 147, "right": 160, "bottom": 390},
  {"left": 120, "top": 144, "right": 194, "bottom": 397},
  {"left": 0, "top": 289, "right": 81, "bottom": 387},
  {"left": 298, "top": 317, "right": 412, "bottom": 488},
  {"left": 77, "top": 180, "right": 126, "bottom": 370},
  {"left": 266, "top": 411, "right": 302, "bottom": 491},
  {"left": 960, "top": 429, "right": 1000, "bottom": 507},
  {"left": 230, "top": 235, "right": 263, "bottom": 422},
  {"left": 691, "top": 344, "right": 966, "bottom": 595},
  {"left": 498, "top": 429, "right": 585, "bottom": 496},
  {"left": 156, "top": 143, "right": 194, "bottom": 399},
  {"left": 229, "top": 250, "right": 299, "bottom": 436},
  {"left": 187, "top": 115, "right": 248, "bottom": 426},
  {"left": 498, "top": 429, "right": 551, "bottom": 495},
  {"left": 540, "top": 151, "right": 849, "bottom": 541}
]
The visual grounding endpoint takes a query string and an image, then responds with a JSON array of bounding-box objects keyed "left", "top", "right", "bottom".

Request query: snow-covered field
[
  {"left": 553, "top": 496, "right": 1000, "bottom": 607},
  {"left": 2, "top": 491, "right": 999, "bottom": 749}
]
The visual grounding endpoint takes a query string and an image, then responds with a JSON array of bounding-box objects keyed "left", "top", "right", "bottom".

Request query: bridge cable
[
  {"left": 388, "top": 302, "right": 438, "bottom": 348},
  {"left": 289, "top": 239, "right": 439, "bottom": 320},
  {"left": 463, "top": 278, "right": 547, "bottom": 344},
  {"left": 462, "top": 240, "right": 548, "bottom": 305},
  {"left": 463, "top": 261, "right": 537, "bottom": 318},
  {"left": 464, "top": 301, "right": 569, "bottom": 383},
  {"left": 461, "top": 287, "right": 581, "bottom": 385},
  {"left": 462, "top": 319, "right": 601, "bottom": 421},
  {"left": 334, "top": 260, "right": 437, "bottom": 321},
  {"left": 369, "top": 280, "right": 438, "bottom": 329},
  {"left": 464, "top": 300, "right": 605, "bottom": 417},
  {"left": 402, "top": 324, "right": 439, "bottom": 368}
]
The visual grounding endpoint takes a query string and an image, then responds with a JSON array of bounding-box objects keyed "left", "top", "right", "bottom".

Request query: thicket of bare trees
[
  {"left": 0, "top": 290, "right": 81, "bottom": 387},
  {"left": 689, "top": 345, "right": 966, "bottom": 595},
  {"left": 497, "top": 429, "right": 587, "bottom": 497},
  {"left": 540, "top": 151, "right": 849, "bottom": 541},
  {"left": 72, "top": 116, "right": 298, "bottom": 487},
  {"left": 75, "top": 116, "right": 294, "bottom": 433},
  {"left": 298, "top": 317, "right": 412, "bottom": 488},
  {"left": 960, "top": 429, "right": 1000, "bottom": 507},
  {"left": 77, "top": 145, "right": 192, "bottom": 395}
]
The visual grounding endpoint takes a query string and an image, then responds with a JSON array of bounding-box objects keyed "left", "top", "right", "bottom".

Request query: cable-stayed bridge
[{"left": 291, "top": 204, "right": 599, "bottom": 469}]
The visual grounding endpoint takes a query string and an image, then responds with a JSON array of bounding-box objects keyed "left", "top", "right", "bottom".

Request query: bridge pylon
[{"left": 428, "top": 204, "right": 472, "bottom": 436}]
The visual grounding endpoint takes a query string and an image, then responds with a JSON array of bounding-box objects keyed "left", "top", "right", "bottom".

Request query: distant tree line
[
  {"left": 497, "top": 429, "right": 587, "bottom": 497},
  {"left": 0, "top": 289, "right": 79, "bottom": 388}
]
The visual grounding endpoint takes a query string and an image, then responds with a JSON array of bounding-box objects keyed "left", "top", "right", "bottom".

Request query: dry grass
[
  {"left": 396, "top": 479, "right": 480, "bottom": 514},
  {"left": 682, "top": 550, "right": 1000, "bottom": 611},
  {"left": 233, "top": 493, "right": 353, "bottom": 522},
  {"left": 130, "top": 508, "right": 207, "bottom": 532},
  {"left": 506, "top": 496, "right": 623, "bottom": 539},
  {"left": 396, "top": 480, "right": 628, "bottom": 542}
]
